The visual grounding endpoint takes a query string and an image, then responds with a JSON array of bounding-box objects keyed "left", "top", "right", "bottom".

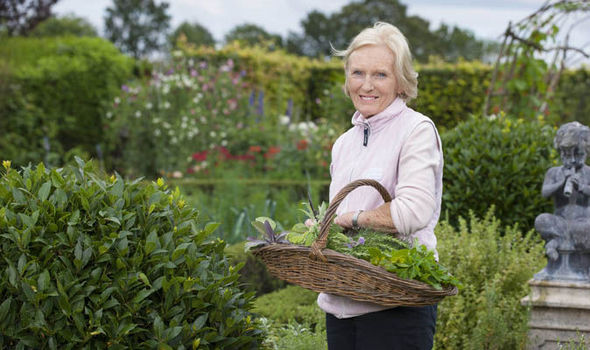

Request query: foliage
[
  {"left": 224, "top": 23, "right": 282, "bottom": 49},
  {"left": 0, "top": 0, "right": 59, "bottom": 36},
  {"left": 169, "top": 21, "right": 215, "bottom": 49},
  {"left": 30, "top": 14, "right": 98, "bottom": 37},
  {"left": 441, "top": 113, "right": 558, "bottom": 229},
  {"left": 412, "top": 61, "right": 492, "bottom": 131},
  {"left": 434, "top": 210, "right": 545, "bottom": 349},
  {"left": 286, "top": 0, "right": 494, "bottom": 62},
  {"left": 177, "top": 177, "right": 326, "bottom": 244},
  {"left": 0, "top": 159, "right": 264, "bottom": 349},
  {"left": 105, "top": 53, "right": 251, "bottom": 178},
  {"left": 253, "top": 285, "right": 326, "bottom": 349},
  {"left": 253, "top": 285, "right": 323, "bottom": 329},
  {"left": 224, "top": 242, "right": 286, "bottom": 297},
  {"left": 104, "top": 0, "right": 171, "bottom": 59},
  {"left": 0, "top": 36, "right": 133, "bottom": 169},
  {"left": 484, "top": 0, "right": 590, "bottom": 121}
]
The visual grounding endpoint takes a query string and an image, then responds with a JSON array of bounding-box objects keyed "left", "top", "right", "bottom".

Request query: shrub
[
  {"left": 253, "top": 285, "right": 324, "bottom": 330},
  {"left": 0, "top": 159, "right": 263, "bottom": 349},
  {"left": 225, "top": 242, "right": 286, "bottom": 296},
  {"left": 434, "top": 210, "right": 546, "bottom": 349},
  {"left": 0, "top": 37, "right": 133, "bottom": 168},
  {"left": 441, "top": 114, "right": 558, "bottom": 229}
]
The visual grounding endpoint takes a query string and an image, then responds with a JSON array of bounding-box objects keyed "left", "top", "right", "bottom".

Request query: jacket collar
[{"left": 351, "top": 98, "right": 406, "bottom": 133}]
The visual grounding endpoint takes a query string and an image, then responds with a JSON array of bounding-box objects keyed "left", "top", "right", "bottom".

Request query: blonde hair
[{"left": 333, "top": 22, "right": 418, "bottom": 102}]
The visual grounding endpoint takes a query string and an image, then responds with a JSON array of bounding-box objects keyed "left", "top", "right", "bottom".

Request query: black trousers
[{"left": 326, "top": 304, "right": 437, "bottom": 350}]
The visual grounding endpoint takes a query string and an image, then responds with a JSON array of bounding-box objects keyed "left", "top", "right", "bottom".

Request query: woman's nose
[{"left": 361, "top": 77, "right": 374, "bottom": 91}]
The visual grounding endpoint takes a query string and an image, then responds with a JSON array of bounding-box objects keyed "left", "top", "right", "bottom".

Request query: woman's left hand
[{"left": 334, "top": 211, "right": 356, "bottom": 228}]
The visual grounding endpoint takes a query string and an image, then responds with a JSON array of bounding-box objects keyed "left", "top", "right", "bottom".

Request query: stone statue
[{"left": 534, "top": 121, "right": 590, "bottom": 281}]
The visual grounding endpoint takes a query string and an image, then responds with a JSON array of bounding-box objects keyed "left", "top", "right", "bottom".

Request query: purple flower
[
  {"left": 166, "top": 68, "right": 174, "bottom": 75},
  {"left": 357, "top": 237, "right": 365, "bottom": 246},
  {"left": 121, "top": 84, "right": 129, "bottom": 92}
]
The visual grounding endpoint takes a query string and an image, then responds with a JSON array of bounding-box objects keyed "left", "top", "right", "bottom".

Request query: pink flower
[{"left": 304, "top": 218, "right": 316, "bottom": 227}]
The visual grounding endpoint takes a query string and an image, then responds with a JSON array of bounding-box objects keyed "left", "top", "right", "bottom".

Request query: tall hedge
[{"left": 0, "top": 37, "right": 133, "bottom": 168}]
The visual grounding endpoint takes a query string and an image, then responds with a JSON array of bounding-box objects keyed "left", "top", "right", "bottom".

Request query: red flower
[
  {"left": 192, "top": 150, "right": 208, "bottom": 162},
  {"left": 249, "top": 145, "right": 262, "bottom": 153},
  {"left": 297, "top": 139, "right": 309, "bottom": 150},
  {"left": 264, "top": 146, "right": 281, "bottom": 159}
]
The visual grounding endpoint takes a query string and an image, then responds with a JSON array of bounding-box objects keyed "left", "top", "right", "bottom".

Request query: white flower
[
  {"left": 163, "top": 101, "right": 171, "bottom": 109},
  {"left": 298, "top": 122, "right": 308, "bottom": 131},
  {"left": 220, "top": 131, "right": 227, "bottom": 138},
  {"left": 200, "top": 116, "right": 207, "bottom": 124},
  {"left": 162, "top": 122, "right": 171, "bottom": 129},
  {"left": 182, "top": 116, "right": 188, "bottom": 123},
  {"left": 114, "top": 97, "right": 121, "bottom": 104},
  {"left": 193, "top": 127, "right": 199, "bottom": 135},
  {"left": 188, "top": 58, "right": 194, "bottom": 67},
  {"left": 154, "top": 129, "right": 161, "bottom": 136},
  {"left": 279, "top": 115, "right": 290, "bottom": 125},
  {"left": 172, "top": 50, "right": 183, "bottom": 57},
  {"left": 168, "top": 129, "right": 175, "bottom": 136},
  {"left": 171, "top": 136, "right": 178, "bottom": 144},
  {"left": 181, "top": 122, "right": 187, "bottom": 129},
  {"left": 221, "top": 140, "right": 228, "bottom": 146},
  {"left": 172, "top": 170, "right": 183, "bottom": 178},
  {"left": 307, "top": 121, "right": 317, "bottom": 130},
  {"left": 106, "top": 112, "right": 113, "bottom": 119},
  {"left": 202, "top": 161, "right": 208, "bottom": 167},
  {"left": 288, "top": 124, "right": 296, "bottom": 132},
  {"left": 162, "top": 85, "right": 170, "bottom": 95},
  {"left": 146, "top": 102, "right": 153, "bottom": 109},
  {"left": 209, "top": 131, "right": 216, "bottom": 138},
  {"left": 153, "top": 117, "right": 160, "bottom": 124},
  {"left": 135, "top": 111, "right": 141, "bottom": 118}
]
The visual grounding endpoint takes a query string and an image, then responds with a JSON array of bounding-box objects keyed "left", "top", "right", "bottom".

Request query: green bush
[
  {"left": 434, "top": 210, "right": 545, "bottom": 349},
  {"left": 0, "top": 37, "right": 133, "bottom": 168},
  {"left": 0, "top": 159, "right": 263, "bottom": 349},
  {"left": 225, "top": 242, "right": 286, "bottom": 296},
  {"left": 253, "top": 285, "right": 324, "bottom": 331},
  {"left": 441, "top": 114, "right": 558, "bottom": 229}
]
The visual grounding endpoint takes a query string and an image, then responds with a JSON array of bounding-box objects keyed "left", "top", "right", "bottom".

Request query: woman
[{"left": 319, "top": 22, "right": 443, "bottom": 349}]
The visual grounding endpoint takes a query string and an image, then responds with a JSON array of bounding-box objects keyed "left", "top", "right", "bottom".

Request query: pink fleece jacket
[{"left": 317, "top": 97, "right": 443, "bottom": 319}]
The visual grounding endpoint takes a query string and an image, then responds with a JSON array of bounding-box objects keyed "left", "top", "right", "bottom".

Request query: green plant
[
  {"left": 253, "top": 285, "right": 324, "bottom": 329},
  {"left": 224, "top": 242, "right": 286, "bottom": 296},
  {"left": 0, "top": 159, "right": 263, "bottom": 349},
  {"left": 441, "top": 113, "right": 558, "bottom": 229},
  {"left": 0, "top": 36, "right": 132, "bottom": 168},
  {"left": 253, "top": 285, "right": 326, "bottom": 349},
  {"left": 434, "top": 209, "right": 546, "bottom": 349}
]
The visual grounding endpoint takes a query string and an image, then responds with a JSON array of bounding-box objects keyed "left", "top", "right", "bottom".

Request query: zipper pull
[{"left": 363, "top": 125, "right": 369, "bottom": 146}]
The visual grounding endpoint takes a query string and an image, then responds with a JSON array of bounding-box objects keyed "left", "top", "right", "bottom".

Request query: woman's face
[{"left": 346, "top": 44, "right": 398, "bottom": 118}]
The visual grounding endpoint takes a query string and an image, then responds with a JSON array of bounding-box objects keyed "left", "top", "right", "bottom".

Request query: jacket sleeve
[{"left": 389, "top": 121, "right": 441, "bottom": 235}]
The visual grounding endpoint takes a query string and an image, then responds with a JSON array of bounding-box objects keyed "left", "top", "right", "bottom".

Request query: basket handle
[{"left": 309, "top": 179, "right": 392, "bottom": 261}]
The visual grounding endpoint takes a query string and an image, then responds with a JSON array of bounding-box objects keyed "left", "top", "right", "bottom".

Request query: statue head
[{"left": 554, "top": 122, "right": 590, "bottom": 171}]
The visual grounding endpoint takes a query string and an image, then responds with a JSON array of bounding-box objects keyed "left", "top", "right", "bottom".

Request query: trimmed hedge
[
  {"left": 441, "top": 114, "right": 558, "bottom": 229},
  {"left": 0, "top": 37, "right": 133, "bottom": 168}
]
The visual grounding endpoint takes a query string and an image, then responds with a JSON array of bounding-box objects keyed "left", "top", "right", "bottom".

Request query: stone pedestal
[{"left": 522, "top": 279, "right": 590, "bottom": 349}]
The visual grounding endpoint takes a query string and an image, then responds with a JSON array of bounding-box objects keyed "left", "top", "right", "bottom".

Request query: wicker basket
[{"left": 252, "top": 179, "right": 458, "bottom": 306}]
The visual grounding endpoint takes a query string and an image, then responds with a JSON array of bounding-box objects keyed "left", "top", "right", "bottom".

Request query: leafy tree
[
  {"left": 169, "top": 21, "right": 215, "bottom": 48},
  {"left": 224, "top": 23, "right": 282, "bottom": 49},
  {"left": 0, "top": 0, "right": 59, "bottom": 36},
  {"left": 30, "top": 14, "right": 97, "bottom": 37},
  {"left": 288, "top": 0, "right": 491, "bottom": 62},
  {"left": 104, "top": 0, "right": 171, "bottom": 58}
]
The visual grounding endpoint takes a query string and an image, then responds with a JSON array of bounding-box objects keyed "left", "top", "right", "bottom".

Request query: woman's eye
[
  {"left": 351, "top": 70, "right": 362, "bottom": 76},
  {"left": 376, "top": 72, "right": 387, "bottom": 78}
]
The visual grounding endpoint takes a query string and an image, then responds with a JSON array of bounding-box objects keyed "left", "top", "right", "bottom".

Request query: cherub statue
[{"left": 535, "top": 122, "right": 590, "bottom": 279}]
